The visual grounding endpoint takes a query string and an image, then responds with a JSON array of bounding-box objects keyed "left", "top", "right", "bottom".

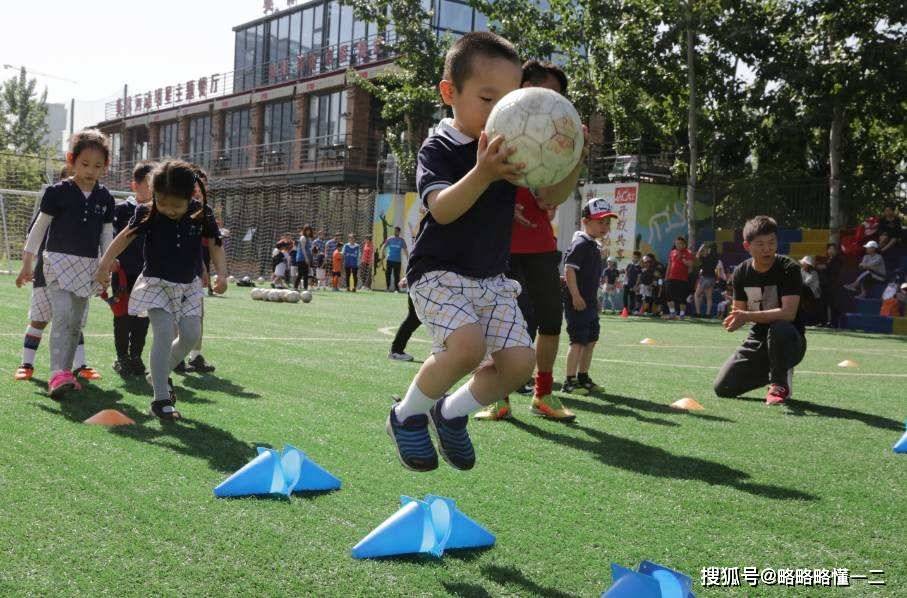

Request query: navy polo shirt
[
  {"left": 128, "top": 200, "right": 221, "bottom": 284},
  {"left": 564, "top": 232, "right": 603, "bottom": 306},
  {"left": 113, "top": 199, "right": 146, "bottom": 278},
  {"left": 408, "top": 118, "right": 517, "bottom": 285},
  {"left": 40, "top": 179, "right": 114, "bottom": 258}
]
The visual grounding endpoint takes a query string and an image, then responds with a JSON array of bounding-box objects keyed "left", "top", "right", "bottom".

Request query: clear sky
[{"left": 0, "top": 0, "right": 271, "bottom": 135}]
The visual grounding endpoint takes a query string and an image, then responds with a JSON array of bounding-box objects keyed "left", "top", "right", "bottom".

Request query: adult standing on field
[{"left": 474, "top": 60, "right": 587, "bottom": 422}]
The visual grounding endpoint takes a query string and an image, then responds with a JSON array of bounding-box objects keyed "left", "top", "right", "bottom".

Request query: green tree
[
  {"left": 345, "top": 0, "right": 448, "bottom": 181},
  {"left": 2, "top": 67, "right": 49, "bottom": 154}
]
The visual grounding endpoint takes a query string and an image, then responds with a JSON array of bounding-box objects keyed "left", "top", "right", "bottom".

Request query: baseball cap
[
  {"left": 864, "top": 240, "right": 879, "bottom": 249},
  {"left": 582, "top": 198, "right": 618, "bottom": 220}
]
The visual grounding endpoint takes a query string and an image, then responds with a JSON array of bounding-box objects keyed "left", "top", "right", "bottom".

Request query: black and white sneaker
[
  {"left": 516, "top": 378, "right": 534, "bottom": 396},
  {"left": 388, "top": 351, "right": 414, "bottom": 362},
  {"left": 187, "top": 354, "right": 215, "bottom": 373},
  {"left": 428, "top": 397, "right": 476, "bottom": 471},
  {"left": 386, "top": 405, "right": 438, "bottom": 472},
  {"left": 150, "top": 395, "right": 181, "bottom": 421}
]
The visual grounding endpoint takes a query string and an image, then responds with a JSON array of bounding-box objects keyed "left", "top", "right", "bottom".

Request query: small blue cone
[
  {"left": 424, "top": 495, "right": 495, "bottom": 551},
  {"left": 285, "top": 444, "right": 341, "bottom": 492},
  {"left": 351, "top": 497, "right": 437, "bottom": 559},
  {"left": 213, "top": 447, "right": 291, "bottom": 497},
  {"left": 602, "top": 564, "right": 662, "bottom": 598},
  {"left": 351, "top": 495, "right": 492, "bottom": 559},
  {"left": 894, "top": 421, "right": 907, "bottom": 454},
  {"left": 602, "top": 562, "right": 695, "bottom": 598}
]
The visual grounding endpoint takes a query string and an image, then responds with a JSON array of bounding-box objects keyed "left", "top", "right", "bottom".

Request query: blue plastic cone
[
  {"left": 602, "top": 562, "right": 695, "bottom": 598},
  {"left": 351, "top": 497, "right": 437, "bottom": 559},
  {"left": 894, "top": 421, "right": 907, "bottom": 454},
  {"left": 285, "top": 444, "right": 341, "bottom": 492},
  {"left": 425, "top": 495, "right": 495, "bottom": 551},
  {"left": 602, "top": 564, "right": 662, "bottom": 598},
  {"left": 638, "top": 561, "right": 693, "bottom": 598},
  {"left": 213, "top": 448, "right": 291, "bottom": 497}
]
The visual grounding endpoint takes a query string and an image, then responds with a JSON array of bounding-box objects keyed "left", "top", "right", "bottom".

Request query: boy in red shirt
[
  {"left": 664, "top": 236, "right": 694, "bottom": 319},
  {"left": 331, "top": 246, "right": 343, "bottom": 291}
]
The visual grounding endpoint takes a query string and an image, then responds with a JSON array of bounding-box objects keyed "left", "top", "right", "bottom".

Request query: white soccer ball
[
  {"left": 300, "top": 290, "right": 313, "bottom": 303},
  {"left": 267, "top": 289, "right": 282, "bottom": 302},
  {"left": 250, "top": 288, "right": 264, "bottom": 300},
  {"left": 485, "top": 87, "right": 584, "bottom": 189},
  {"left": 256, "top": 276, "right": 266, "bottom": 283},
  {"left": 285, "top": 290, "right": 301, "bottom": 303},
  {"left": 228, "top": 275, "right": 236, "bottom": 283}
]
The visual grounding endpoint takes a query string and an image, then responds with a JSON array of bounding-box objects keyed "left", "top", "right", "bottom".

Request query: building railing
[
  {"left": 104, "top": 31, "right": 397, "bottom": 121},
  {"left": 104, "top": 134, "right": 383, "bottom": 189}
]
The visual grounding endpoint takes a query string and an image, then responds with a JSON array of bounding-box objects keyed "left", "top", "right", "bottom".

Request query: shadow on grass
[
  {"left": 177, "top": 373, "right": 262, "bottom": 399},
  {"left": 560, "top": 392, "right": 735, "bottom": 425},
  {"left": 480, "top": 564, "right": 580, "bottom": 597},
  {"left": 509, "top": 419, "right": 817, "bottom": 502},
  {"left": 441, "top": 582, "right": 493, "bottom": 598},
  {"left": 35, "top": 384, "right": 129, "bottom": 421},
  {"left": 728, "top": 395, "right": 903, "bottom": 431}
]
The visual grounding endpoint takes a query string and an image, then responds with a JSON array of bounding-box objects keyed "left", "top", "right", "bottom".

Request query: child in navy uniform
[
  {"left": 96, "top": 160, "right": 228, "bottom": 420},
  {"left": 17, "top": 130, "right": 115, "bottom": 398},
  {"left": 600, "top": 256, "right": 620, "bottom": 313},
  {"left": 562, "top": 199, "right": 617, "bottom": 395},
  {"left": 111, "top": 161, "right": 156, "bottom": 376},
  {"left": 623, "top": 251, "right": 642, "bottom": 314},
  {"left": 342, "top": 233, "right": 361, "bottom": 291},
  {"left": 387, "top": 32, "right": 577, "bottom": 472},
  {"left": 15, "top": 186, "right": 100, "bottom": 383}
]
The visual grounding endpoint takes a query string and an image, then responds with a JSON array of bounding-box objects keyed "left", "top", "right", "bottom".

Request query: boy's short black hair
[
  {"left": 826, "top": 242, "right": 838, "bottom": 249},
  {"left": 742, "top": 215, "right": 778, "bottom": 243},
  {"left": 633, "top": 250, "right": 642, "bottom": 257},
  {"left": 133, "top": 160, "right": 157, "bottom": 183},
  {"left": 521, "top": 59, "right": 568, "bottom": 94},
  {"left": 676, "top": 236, "right": 687, "bottom": 243},
  {"left": 444, "top": 31, "right": 520, "bottom": 91}
]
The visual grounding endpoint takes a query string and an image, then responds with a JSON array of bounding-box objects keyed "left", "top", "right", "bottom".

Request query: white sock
[
  {"left": 22, "top": 326, "right": 43, "bottom": 366},
  {"left": 441, "top": 384, "right": 483, "bottom": 419},
  {"left": 669, "top": 307, "right": 676, "bottom": 314},
  {"left": 188, "top": 350, "right": 201, "bottom": 360},
  {"left": 679, "top": 309, "right": 686, "bottom": 316},
  {"left": 72, "top": 335, "right": 86, "bottom": 369},
  {"left": 394, "top": 380, "right": 437, "bottom": 420}
]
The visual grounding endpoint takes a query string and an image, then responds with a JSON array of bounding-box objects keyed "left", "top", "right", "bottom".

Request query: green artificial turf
[{"left": 0, "top": 282, "right": 903, "bottom": 596}]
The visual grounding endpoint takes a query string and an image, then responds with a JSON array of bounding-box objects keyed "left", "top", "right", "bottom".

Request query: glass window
[
  {"left": 440, "top": 0, "right": 472, "bottom": 32},
  {"left": 254, "top": 24, "right": 266, "bottom": 86},
  {"left": 159, "top": 122, "right": 178, "bottom": 158},
  {"left": 328, "top": 1, "right": 340, "bottom": 47},
  {"left": 353, "top": 15, "right": 366, "bottom": 43},
  {"left": 474, "top": 11, "right": 488, "bottom": 31},
  {"left": 188, "top": 115, "right": 211, "bottom": 167},
  {"left": 340, "top": 4, "right": 354, "bottom": 45},
  {"left": 290, "top": 11, "right": 301, "bottom": 61},
  {"left": 234, "top": 30, "right": 244, "bottom": 73},
  {"left": 263, "top": 100, "right": 295, "bottom": 168},
  {"left": 223, "top": 108, "right": 250, "bottom": 170},
  {"left": 301, "top": 8, "right": 313, "bottom": 51}
]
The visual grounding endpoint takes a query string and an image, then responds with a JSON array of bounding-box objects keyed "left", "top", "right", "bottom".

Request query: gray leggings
[
  {"left": 147, "top": 309, "right": 202, "bottom": 403},
  {"left": 48, "top": 284, "right": 89, "bottom": 374}
]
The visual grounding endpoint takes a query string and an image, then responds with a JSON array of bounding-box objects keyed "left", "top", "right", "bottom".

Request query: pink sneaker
[
  {"left": 765, "top": 384, "right": 790, "bottom": 406},
  {"left": 48, "top": 371, "right": 81, "bottom": 400}
]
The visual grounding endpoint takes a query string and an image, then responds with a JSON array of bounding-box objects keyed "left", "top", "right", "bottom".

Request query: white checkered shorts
[
  {"left": 129, "top": 275, "right": 204, "bottom": 320},
  {"left": 43, "top": 251, "right": 101, "bottom": 298},
  {"left": 409, "top": 271, "right": 533, "bottom": 355},
  {"left": 28, "top": 284, "right": 90, "bottom": 327}
]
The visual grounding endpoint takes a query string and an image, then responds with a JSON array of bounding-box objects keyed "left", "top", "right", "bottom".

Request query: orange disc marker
[{"left": 84, "top": 409, "right": 136, "bottom": 426}]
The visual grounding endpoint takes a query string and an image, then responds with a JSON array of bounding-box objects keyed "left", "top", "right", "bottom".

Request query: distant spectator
[
  {"left": 878, "top": 204, "right": 902, "bottom": 249},
  {"left": 799, "top": 255, "right": 822, "bottom": 325},
  {"left": 360, "top": 235, "right": 374, "bottom": 290},
  {"left": 637, "top": 254, "right": 657, "bottom": 315},
  {"left": 664, "top": 236, "right": 694, "bottom": 319},
  {"left": 600, "top": 257, "right": 620, "bottom": 313},
  {"left": 844, "top": 240, "right": 886, "bottom": 298},
  {"left": 623, "top": 251, "right": 642, "bottom": 313},
  {"left": 817, "top": 243, "right": 844, "bottom": 327},
  {"left": 693, "top": 242, "right": 721, "bottom": 318}
]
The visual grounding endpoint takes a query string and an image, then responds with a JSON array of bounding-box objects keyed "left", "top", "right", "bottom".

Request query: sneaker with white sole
[{"left": 388, "top": 351, "right": 414, "bottom": 362}]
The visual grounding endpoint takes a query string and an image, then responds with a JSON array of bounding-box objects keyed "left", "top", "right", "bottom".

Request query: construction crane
[{"left": 2, "top": 64, "right": 78, "bottom": 84}]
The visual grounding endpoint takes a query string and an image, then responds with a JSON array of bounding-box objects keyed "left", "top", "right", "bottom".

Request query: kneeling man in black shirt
[{"left": 714, "top": 216, "right": 807, "bottom": 405}]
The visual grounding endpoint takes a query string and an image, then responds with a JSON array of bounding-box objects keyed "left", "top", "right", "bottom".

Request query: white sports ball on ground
[
  {"left": 267, "top": 289, "right": 282, "bottom": 301},
  {"left": 485, "top": 87, "right": 584, "bottom": 189},
  {"left": 250, "top": 288, "right": 264, "bottom": 300},
  {"left": 278, "top": 289, "right": 291, "bottom": 301},
  {"left": 301, "top": 290, "right": 313, "bottom": 303},
  {"left": 228, "top": 275, "right": 236, "bottom": 283},
  {"left": 285, "top": 290, "right": 301, "bottom": 303},
  {"left": 256, "top": 276, "right": 266, "bottom": 283}
]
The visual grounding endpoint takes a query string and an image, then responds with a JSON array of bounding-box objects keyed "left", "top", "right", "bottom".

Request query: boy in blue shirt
[
  {"left": 342, "top": 233, "right": 361, "bottom": 292},
  {"left": 387, "top": 32, "right": 579, "bottom": 471},
  {"left": 562, "top": 199, "right": 617, "bottom": 398}
]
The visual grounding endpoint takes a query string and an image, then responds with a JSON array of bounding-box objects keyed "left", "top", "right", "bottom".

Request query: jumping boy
[
  {"left": 387, "top": 32, "right": 577, "bottom": 471},
  {"left": 713, "top": 216, "right": 807, "bottom": 405}
]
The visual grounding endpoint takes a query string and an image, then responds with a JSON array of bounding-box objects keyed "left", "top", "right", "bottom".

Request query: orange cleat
[
  {"left": 74, "top": 366, "right": 102, "bottom": 381},
  {"left": 14, "top": 364, "right": 34, "bottom": 381}
]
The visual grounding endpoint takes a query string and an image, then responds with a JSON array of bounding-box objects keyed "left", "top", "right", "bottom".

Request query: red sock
[{"left": 535, "top": 371, "right": 553, "bottom": 397}]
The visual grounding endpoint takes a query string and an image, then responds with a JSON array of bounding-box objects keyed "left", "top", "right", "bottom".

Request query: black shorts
[
  {"left": 565, "top": 306, "right": 600, "bottom": 344},
  {"left": 665, "top": 279, "right": 689, "bottom": 303},
  {"left": 508, "top": 251, "right": 563, "bottom": 336}
]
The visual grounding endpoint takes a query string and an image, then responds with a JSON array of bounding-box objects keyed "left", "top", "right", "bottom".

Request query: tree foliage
[{"left": 2, "top": 67, "right": 50, "bottom": 155}]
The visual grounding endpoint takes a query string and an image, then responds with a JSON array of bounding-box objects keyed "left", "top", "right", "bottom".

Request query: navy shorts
[{"left": 565, "top": 306, "right": 600, "bottom": 345}]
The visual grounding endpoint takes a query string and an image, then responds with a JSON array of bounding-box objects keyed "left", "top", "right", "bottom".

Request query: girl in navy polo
[
  {"left": 96, "top": 160, "right": 228, "bottom": 420},
  {"left": 17, "top": 129, "right": 115, "bottom": 399}
]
